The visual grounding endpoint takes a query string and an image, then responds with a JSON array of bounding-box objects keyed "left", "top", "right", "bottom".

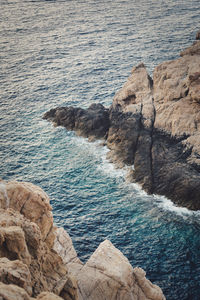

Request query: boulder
[{"left": 72, "top": 240, "right": 165, "bottom": 300}]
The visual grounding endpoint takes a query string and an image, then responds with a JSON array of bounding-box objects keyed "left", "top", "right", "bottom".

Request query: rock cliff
[
  {"left": 44, "top": 32, "right": 200, "bottom": 210},
  {"left": 0, "top": 179, "right": 165, "bottom": 300}
]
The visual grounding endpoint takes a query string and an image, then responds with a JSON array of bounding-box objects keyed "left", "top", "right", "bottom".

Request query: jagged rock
[
  {"left": 0, "top": 282, "right": 64, "bottom": 300},
  {"left": 43, "top": 103, "right": 110, "bottom": 140},
  {"left": 71, "top": 240, "right": 165, "bottom": 300},
  {"left": 53, "top": 227, "right": 82, "bottom": 266},
  {"left": 53, "top": 228, "right": 165, "bottom": 300},
  {"left": 43, "top": 32, "right": 200, "bottom": 210},
  {"left": 0, "top": 180, "right": 165, "bottom": 299},
  {"left": 36, "top": 292, "right": 64, "bottom": 300},
  {"left": 0, "top": 206, "right": 77, "bottom": 299},
  {"left": 0, "top": 180, "right": 53, "bottom": 243},
  {"left": 111, "top": 63, "right": 153, "bottom": 113},
  {"left": 107, "top": 109, "right": 141, "bottom": 166},
  {"left": 0, "top": 282, "right": 31, "bottom": 300},
  {"left": 196, "top": 30, "right": 200, "bottom": 40}
]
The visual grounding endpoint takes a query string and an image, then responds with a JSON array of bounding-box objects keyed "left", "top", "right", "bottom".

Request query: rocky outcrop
[
  {"left": 54, "top": 234, "right": 165, "bottom": 300},
  {"left": 0, "top": 179, "right": 165, "bottom": 299},
  {"left": 0, "top": 179, "right": 78, "bottom": 300},
  {"left": 44, "top": 32, "right": 200, "bottom": 210}
]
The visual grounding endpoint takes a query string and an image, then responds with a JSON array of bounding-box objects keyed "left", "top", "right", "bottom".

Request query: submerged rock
[
  {"left": 0, "top": 180, "right": 165, "bottom": 300},
  {"left": 44, "top": 32, "right": 200, "bottom": 210}
]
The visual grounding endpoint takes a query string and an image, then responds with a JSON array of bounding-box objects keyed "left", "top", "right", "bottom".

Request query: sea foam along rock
[{"left": 43, "top": 32, "right": 200, "bottom": 210}]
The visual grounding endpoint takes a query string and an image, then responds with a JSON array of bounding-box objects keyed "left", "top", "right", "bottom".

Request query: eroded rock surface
[
  {"left": 44, "top": 32, "right": 200, "bottom": 210},
  {"left": 0, "top": 180, "right": 165, "bottom": 299},
  {"left": 54, "top": 236, "right": 165, "bottom": 300},
  {"left": 0, "top": 180, "right": 78, "bottom": 300}
]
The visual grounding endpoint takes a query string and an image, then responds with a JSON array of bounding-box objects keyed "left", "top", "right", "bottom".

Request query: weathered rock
[
  {"left": 0, "top": 258, "right": 32, "bottom": 295},
  {"left": 0, "top": 180, "right": 53, "bottom": 243},
  {"left": 0, "top": 206, "right": 78, "bottom": 300},
  {"left": 107, "top": 109, "right": 141, "bottom": 166},
  {"left": 43, "top": 103, "right": 110, "bottom": 140},
  {"left": 44, "top": 32, "right": 200, "bottom": 210},
  {"left": 0, "top": 179, "right": 166, "bottom": 299},
  {"left": 196, "top": 30, "right": 200, "bottom": 40},
  {"left": 36, "top": 292, "right": 64, "bottom": 300},
  {"left": 71, "top": 240, "right": 165, "bottom": 300},
  {"left": 53, "top": 227, "right": 166, "bottom": 300},
  {"left": 0, "top": 282, "right": 64, "bottom": 300},
  {"left": 53, "top": 227, "right": 82, "bottom": 266},
  {"left": 111, "top": 63, "right": 153, "bottom": 113},
  {"left": 0, "top": 282, "right": 31, "bottom": 300}
]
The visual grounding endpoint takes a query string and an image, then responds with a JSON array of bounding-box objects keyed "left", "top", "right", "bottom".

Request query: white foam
[
  {"left": 0, "top": 182, "right": 10, "bottom": 209},
  {"left": 61, "top": 132, "right": 200, "bottom": 219},
  {"left": 153, "top": 194, "right": 200, "bottom": 217}
]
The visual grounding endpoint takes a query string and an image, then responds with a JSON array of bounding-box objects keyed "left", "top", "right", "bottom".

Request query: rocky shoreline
[
  {"left": 44, "top": 33, "right": 200, "bottom": 210},
  {"left": 0, "top": 179, "right": 165, "bottom": 300}
]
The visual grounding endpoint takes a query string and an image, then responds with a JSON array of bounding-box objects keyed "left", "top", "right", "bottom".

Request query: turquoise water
[{"left": 1, "top": 1, "right": 200, "bottom": 299}]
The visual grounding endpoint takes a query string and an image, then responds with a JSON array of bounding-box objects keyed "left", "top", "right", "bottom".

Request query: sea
[{"left": 0, "top": 0, "right": 200, "bottom": 299}]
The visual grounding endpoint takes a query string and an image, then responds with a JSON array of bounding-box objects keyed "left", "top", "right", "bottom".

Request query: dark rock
[
  {"left": 196, "top": 30, "right": 200, "bottom": 40},
  {"left": 44, "top": 37, "right": 200, "bottom": 210}
]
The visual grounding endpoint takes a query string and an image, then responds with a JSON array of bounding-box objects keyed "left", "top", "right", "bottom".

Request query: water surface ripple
[{"left": 1, "top": 1, "right": 200, "bottom": 299}]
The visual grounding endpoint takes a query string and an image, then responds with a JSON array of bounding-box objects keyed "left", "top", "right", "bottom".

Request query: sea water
[{"left": 0, "top": 1, "right": 200, "bottom": 299}]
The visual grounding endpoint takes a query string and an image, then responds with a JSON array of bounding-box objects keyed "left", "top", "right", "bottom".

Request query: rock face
[
  {"left": 0, "top": 179, "right": 78, "bottom": 300},
  {"left": 43, "top": 103, "right": 109, "bottom": 140},
  {"left": 44, "top": 33, "right": 200, "bottom": 210},
  {"left": 54, "top": 235, "right": 165, "bottom": 300},
  {"left": 0, "top": 179, "right": 165, "bottom": 300}
]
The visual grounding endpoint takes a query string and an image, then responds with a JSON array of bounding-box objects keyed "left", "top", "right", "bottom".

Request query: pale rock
[
  {"left": 53, "top": 227, "right": 82, "bottom": 266},
  {"left": 153, "top": 41, "right": 200, "bottom": 165},
  {"left": 0, "top": 208, "right": 77, "bottom": 299},
  {"left": 0, "top": 180, "right": 53, "bottom": 242},
  {"left": 74, "top": 240, "right": 165, "bottom": 300},
  {"left": 112, "top": 63, "right": 153, "bottom": 112}
]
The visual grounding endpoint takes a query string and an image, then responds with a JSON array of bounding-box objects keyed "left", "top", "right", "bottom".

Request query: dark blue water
[{"left": 1, "top": 1, "right": 200, "bottom": 299}]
